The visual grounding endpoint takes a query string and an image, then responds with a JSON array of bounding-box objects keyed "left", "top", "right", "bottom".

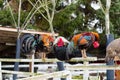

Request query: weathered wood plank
[
  {"left": 0, "top": 37, "right": 16, "bottom": 43},
  {"left": 0, "top": 27, "right": 58, "bottom": 43},
  {"left": 70, "top": 57, "right": 97, "bottom": 62},
  {"left": 0, "top": 57, "right": 97, "bottom": 62},
  {"left": 67, "top": 65, "right": 120, "bottom": 70},
  {"left": 0, "top": 58, "right": 60, "bottom": 62},
  {"left": 0, "top": 27, "right": 58, "bottom": 36}
]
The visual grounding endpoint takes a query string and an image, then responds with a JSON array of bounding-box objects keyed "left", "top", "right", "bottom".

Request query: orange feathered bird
[{"left": 72, "top": 32, "right": 100, "bottom": 58}]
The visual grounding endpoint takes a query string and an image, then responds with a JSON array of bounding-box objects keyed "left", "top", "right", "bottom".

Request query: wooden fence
[
  {"left": 17, "top": 70, "right": 71, "bottom": 80},
  {"left": 0, "top": 57, "right": 120, "bottom": 80}
]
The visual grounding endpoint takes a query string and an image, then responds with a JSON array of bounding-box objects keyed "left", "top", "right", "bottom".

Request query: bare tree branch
[
  {"left": 97, "top": 0, "right": 105, "bottom": 14},
  {"left": 6, "top": 0, "right": 17, "bottom": 27}
]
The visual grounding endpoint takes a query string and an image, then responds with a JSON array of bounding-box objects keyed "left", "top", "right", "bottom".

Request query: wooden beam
[
  {"left": 67, "top": 65, "right": 120, "bottom": 70},
  {"left": 1, "top": 70, "right": 39, "bottom": 76},
  {"left": 0, "top": 57, "right": 97, "bottom": 63},
  {"left": 0, "top": 27, "right": 58, "bottom": 36},
  {"left": 69, "top": 57, "right": 97, "bottom": 62},
  {"left": 0, "top": 58, "right": 60, "bottom": 62},
  {"left": 0, "top": 27, "right": 58, "bottom": 44}
]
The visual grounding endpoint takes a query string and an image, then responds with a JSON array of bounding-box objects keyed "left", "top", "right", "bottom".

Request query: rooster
[
  {"left": 72, "top": 32, "right": 100, "bottom": 58},
  {"left": 53, "top": 36, "right": 70, "bottom": 60},
  {"left": 36, "top": 34, "right": 54, "bottom": 60},
  {"left": 105, "top": 38, "right": 120, "bottom": 61}
]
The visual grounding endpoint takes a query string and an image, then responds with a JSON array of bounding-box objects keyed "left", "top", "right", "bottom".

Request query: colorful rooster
[
  {"left": 53, "top": 36, "right": 70, "bottom": 60},
  {"left": 72, "top": 32, "right": 100, "bottom": 58}
]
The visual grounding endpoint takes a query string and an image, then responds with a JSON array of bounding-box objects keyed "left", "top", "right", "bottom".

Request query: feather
[
  {"left": 53, "top": 36, "right": 70, "bottom": 45},
  {"left": 105, "top": 38, "right": 120, "bottom": 62}
]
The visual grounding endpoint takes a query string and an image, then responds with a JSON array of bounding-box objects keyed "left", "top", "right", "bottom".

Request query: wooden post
[
  {"left": 0, "top": 62, "right": 2, "bottom": 80},
  {"left": 66, "top": 70, "right": 72, "bottom": 80},
  {"left": 83, "top": 61, "right": 89, "bottom": 80},
  {"left": 29, "top": 54, "right": 34, "bottom": 74}
]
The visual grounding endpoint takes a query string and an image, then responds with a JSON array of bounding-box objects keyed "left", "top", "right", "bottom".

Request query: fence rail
[
  {"left": 67, "top": 65, "right": 120, "bottom": 70},
  {"left": 17, "top": 70, "right": 70, "bottom": 80},
  {"left": 0, "top": 57, "right": 118, "bottom": 80},
  {"left": 1, "top": 70, "right": 39, "bottom": 76},
  {"left": 0, "top": 57, "right": 97, "bottom": 62}
]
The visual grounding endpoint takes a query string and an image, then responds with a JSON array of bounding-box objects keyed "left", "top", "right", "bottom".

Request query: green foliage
[
  {"left": 0, "top": 0, "right": 3, "bottom": 8},
  {"left": 53, "top": 2, "right": 84, "bottom": 37},
  {"left": 94, "top": 0, "right": 120, "bottom": 38},
  {"left": 0, "top": 9, "right": 13, "bottom": 26},
  {"left": 0, "top": 8, "right": 35, "bottom": 29},
  {"left": 110, "top": 0, "right": 120, "bottom": 38},
  {"left": 0, "top": 0, "right": 120, "bottom": 39},
  {"left": 53, "top": 0, "right": 103, "bottom": 37},
  {"left": 54, "top": 3, "right": 76, "bottom": 25}
]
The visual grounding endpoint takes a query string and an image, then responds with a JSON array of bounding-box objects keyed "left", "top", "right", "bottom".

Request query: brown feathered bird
[
  {"left": 105, "top": 38, "right": 120, "bottom": 62},
  {"left": 72, "top": 32, "right": 100, "bottom": 58}
]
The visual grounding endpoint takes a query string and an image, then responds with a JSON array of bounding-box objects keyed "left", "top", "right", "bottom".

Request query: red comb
[{"left": 93, "top": 41, "right": 99, "bottom": 48}]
